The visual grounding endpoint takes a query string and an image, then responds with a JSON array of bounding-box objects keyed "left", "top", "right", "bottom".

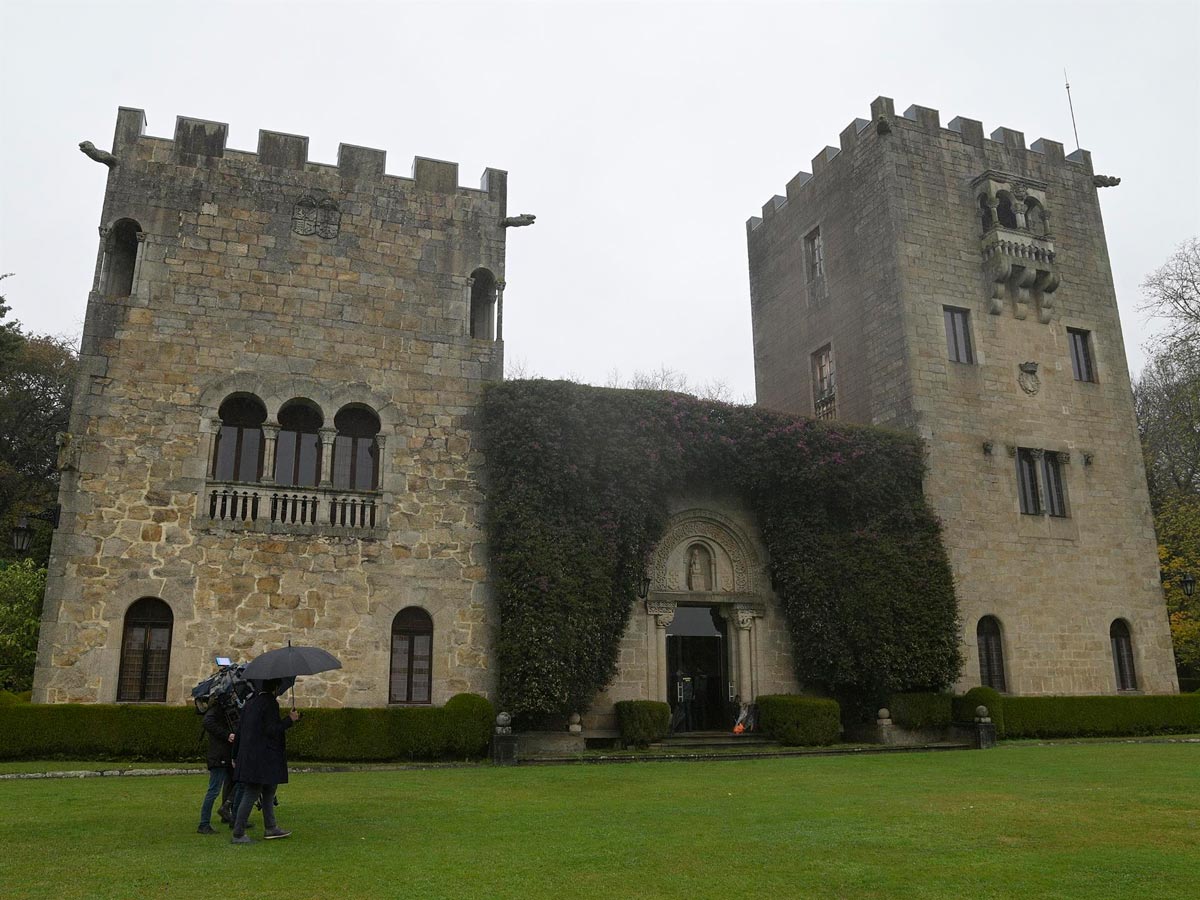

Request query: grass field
[{"left": 1, "top": 743, "right": 1196, "bottom": 899}]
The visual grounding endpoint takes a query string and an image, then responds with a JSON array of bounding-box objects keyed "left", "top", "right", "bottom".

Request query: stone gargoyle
[
  {"left": 501, "top": 213, "right": 536, "bottom": 228},
  {"left": 79, "top": 141, "right": 118, "bottom": 169}
]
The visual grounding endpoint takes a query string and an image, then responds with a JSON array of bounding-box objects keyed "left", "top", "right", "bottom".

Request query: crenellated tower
[
  {"left": 747, "top": 97, "right": 1178, "bottom": 696},
  {"left": 34, "top": 109, "right": 513, "bottom": 706}
]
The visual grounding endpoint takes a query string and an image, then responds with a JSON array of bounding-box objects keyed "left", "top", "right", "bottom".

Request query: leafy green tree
[
  {"left": 1155, "top": 495, "right": 1200, "bottom": 676},
  {"left": 0, "top": 287, "right": 76, "bottom": 567},
  {"left": 0, "top": 558, "right": 46, "bottom": 692}
]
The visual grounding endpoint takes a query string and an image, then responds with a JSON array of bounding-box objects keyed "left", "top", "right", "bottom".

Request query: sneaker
[
  {"left": 197, "top": 825, "right": 217, "bottom": 835},
  {"left": 231, "top": 834, "right": 253, "bottom": 845},
  {"left": 263, "top": 827, "right": 292, "bottom": 840}
]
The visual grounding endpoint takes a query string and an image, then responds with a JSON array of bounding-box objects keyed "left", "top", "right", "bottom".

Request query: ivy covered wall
[{"left": 481, "top": 380, "right": 961, "bottom": 719}]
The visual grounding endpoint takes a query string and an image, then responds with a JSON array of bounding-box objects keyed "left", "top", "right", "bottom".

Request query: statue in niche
[{"left": 686, "top": 544, "right": 712, "bottom": 592}]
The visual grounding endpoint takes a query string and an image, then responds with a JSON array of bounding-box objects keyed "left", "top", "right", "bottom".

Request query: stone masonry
[
  {"left": 33, "top": 109, "right": 508, "bottom": 705},
  {"left": 747, "top": 97, "right": 1178, "bottom": 695}
]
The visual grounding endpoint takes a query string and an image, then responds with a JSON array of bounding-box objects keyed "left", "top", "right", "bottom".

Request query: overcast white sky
[{"left": 2, "top": 0, "right": 1197, "bottom": 400}]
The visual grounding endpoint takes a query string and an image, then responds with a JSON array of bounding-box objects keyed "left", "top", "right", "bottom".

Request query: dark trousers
[
  {"left": 233, "top": 783, "right": 277, "bottom": 837},
  {"left": 199, "top": 767, "right": 227, "bottom": 828}
]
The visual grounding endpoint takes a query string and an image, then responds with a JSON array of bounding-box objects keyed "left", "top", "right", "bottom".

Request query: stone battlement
[
  {"left": 111, "top": 107, "right": 506, "bottom": 199},
  {"left": 747, "top": 96, "right": 1093, "bottom": 234}
]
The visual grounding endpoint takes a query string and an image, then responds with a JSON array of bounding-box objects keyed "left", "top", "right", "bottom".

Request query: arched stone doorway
[{"left": 644, "top": 509, "right": 766, "bottom": 730}]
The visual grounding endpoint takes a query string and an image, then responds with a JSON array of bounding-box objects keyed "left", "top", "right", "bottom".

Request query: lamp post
[
  {"left": 1183, "top": 572, "right": 1196, "bottom": 599},
  {"left": 10, "top": 505, "right": 60, "bottom": 554}
]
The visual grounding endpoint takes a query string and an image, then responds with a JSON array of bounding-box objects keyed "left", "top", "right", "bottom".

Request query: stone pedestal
[{"left": 491, "top": 734, "right": 518, "bottom": 765}]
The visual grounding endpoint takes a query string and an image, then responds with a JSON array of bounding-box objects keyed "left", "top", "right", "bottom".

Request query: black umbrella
[{"left": 242, "top": 641, "right": 342, "bottom": 709}]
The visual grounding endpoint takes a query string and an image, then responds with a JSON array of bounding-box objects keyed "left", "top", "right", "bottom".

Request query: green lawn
[{"left": 1, "top": 743, "right": 1196, "bottom": 899}]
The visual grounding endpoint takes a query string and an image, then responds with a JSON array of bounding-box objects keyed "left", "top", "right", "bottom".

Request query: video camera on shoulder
[{"left": 191, "top": 657, "right": 253, "bottom": 716}]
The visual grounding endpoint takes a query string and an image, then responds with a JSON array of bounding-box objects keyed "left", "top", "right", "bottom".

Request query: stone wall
[
  {"left": 747, "top": 98, "right": 1178, "bottom": 695},
  {"left": 33, "top": 109, "right": 509, "bottom": 706}
]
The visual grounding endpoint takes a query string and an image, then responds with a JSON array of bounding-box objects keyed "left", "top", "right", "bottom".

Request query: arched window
[
  {"left": 996, "top": 193, "right": 1017, "bottom": 229},
  {"left": 978, "top": 195, "right": 993, "bottom": 234},
  {"left": 332, "top": 406, "right": 381, "bottom": 491},
  {"left": 117, "top": 598, "right": 173, "bottom": 702},
  {"left": 212, "top": 394, "right": 267, "bottom": 482},
  {"left": 274, "top": 400, "right": 323, "bottom": 487},
  {"left": 105, "top": 218, "right": 142, "bottom": 298},
  {"left": 469, "top": 267, "right": 496, "bottom": 340},
  {"left": 390, "top": 607, "right": 433, "bottom": 704},
  {"left": 1025, "top": 199, "right": 1047, "bottom": 235},
  {"left": 977, "top": 616, "right": 1007, "bottom": 692},
  {"left": 1110, "top": 619, "right": 1138, "bottom": 691}
]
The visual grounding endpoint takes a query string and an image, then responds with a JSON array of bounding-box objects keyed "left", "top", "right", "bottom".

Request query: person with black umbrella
[{"left": 230, "top": 678, "right": 300, "bottom": 845}]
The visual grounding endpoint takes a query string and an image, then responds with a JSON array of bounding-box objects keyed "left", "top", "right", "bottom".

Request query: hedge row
[
  {"left": 0, "top": 693, "right": 494, "bottom": 762},
  {"left": 1001, "top": 694, "right": 1200, "bottom": 739},
  {"left": 889, "top": 692, "right": 953, "bottom": 730},
  {"left": 756, "top": 695, "right": 841, "bottom": 746},
  {"left": 613, "top": 700, "right": 671, "bottom": 748}
]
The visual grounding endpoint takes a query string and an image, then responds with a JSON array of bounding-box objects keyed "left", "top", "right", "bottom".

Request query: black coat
[
  {"left": 202, "top": 705, "right": 234, "bottom": 769},
  {"left": 234, "top": 691, "right": 294, "bottom": 785}
]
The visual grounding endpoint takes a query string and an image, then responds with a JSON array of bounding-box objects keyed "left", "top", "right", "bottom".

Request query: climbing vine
[{"left": 482, "top": 380, "right": 961, "bottom": 719}]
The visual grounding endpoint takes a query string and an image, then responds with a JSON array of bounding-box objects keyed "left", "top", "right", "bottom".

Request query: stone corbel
[
  {"left": 1034, "top": 270, "right": 1060, "bottom": 324},
  {"left": 985, "top": 255, "right": 1011, "bottom": 316},
  {"left": 1012, "top": 266, "right": 1037, "bottom": 320}
]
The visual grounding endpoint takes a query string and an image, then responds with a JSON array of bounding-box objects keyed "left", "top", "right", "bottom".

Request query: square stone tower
[
  {"left": 747, "top": 97, "right": 1177, "bottom": 695},
  {"left": 33, "top": 109, "right": 510, "bottom": 705}
]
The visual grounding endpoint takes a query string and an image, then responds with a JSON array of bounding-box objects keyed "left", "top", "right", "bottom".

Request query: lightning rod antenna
[{"left": 1064, "top": 69, "right": 1081, "bottom": 151}]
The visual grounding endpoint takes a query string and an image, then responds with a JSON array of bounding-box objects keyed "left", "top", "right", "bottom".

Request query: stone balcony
[
  {"left": 980, "top": 227, "right": 1059, "bottom": 323},
  {"left": 203, "top": 481, "right": 387, "bottom": 538}
]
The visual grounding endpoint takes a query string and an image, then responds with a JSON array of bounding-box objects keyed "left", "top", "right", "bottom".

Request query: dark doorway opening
[{"left": 667, "top": 606, "right": 731, "bottom": 732}]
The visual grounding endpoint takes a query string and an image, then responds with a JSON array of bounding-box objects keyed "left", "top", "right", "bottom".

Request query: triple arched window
[
  {"left": 117, "top": 598, "right": 173, "bottom": 702},
  {"left": 211, "top": 394, "right": 381, "bottom": 492},
  {"left": 390, "top": 607, "right": 433, "bottom": 704}
]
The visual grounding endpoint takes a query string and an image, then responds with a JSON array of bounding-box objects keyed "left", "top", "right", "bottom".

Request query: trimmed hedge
[
  {"left": 614, "top": 700, "right": 671, "bottom": 748},
  {"left": 1002, "top": 694, "right": 1200, "bottom": 739},
  {"left": 0, "top": 693, "right": 494, "bottom": 762},
  {"left": 952, "top": 686, "right": 1005, "bottom": 738},
  {"left": 889, "top": 692, "right": 953, "bottom": 731},
  {"left": 757, "top": 695, "right": 841, "bottom": 746}
]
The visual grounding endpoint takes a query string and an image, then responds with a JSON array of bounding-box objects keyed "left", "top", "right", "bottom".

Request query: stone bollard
[
  {"left": 568, "top": 712, "right": 582, "bottom": 734},
  {"left": 973, "top": 705, "right": 996, "bottom": 750},
  {"left": 876, "top": 707, "right": 895, "bottom": 745},
  {"left": 491, "top": 711, "right": 518, "bottom": 765}
]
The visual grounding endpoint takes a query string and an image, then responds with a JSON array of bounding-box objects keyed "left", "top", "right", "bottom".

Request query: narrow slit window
[
  {"left": 977, "top": 616, "right": 1007, "bottom": 693},
  {"left": 1110, "top": 620, "right": 1137, "bottom": 691},
  {"left": 1042, "top": 452, "right": 1067, "bottom": 517},
  {"left": 1017, "top": 448, "right": 1041, "bottom": 515}
]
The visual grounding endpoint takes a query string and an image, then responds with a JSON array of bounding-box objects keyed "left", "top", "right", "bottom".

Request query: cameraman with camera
[{"left": 197, "top": 702, "right": 236, "bottom": 835}]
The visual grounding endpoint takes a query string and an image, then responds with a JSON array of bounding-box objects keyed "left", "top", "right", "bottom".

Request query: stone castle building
[
  {"left": 747, "top": 97, "right": 1177, "bottom": 696},
  {"left": 32, "top": 99, "right": 1177, "bottom": 723}
]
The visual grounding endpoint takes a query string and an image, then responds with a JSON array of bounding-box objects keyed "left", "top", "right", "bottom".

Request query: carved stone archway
[{"left": 644, "top": 509, "right": 767, "bottom": 706}]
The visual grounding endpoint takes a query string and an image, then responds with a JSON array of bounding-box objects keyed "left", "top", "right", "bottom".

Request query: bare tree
[
  {"left": 1141, "top": 238, "right": 1200, "bottom": 342},
  {"left": 1134, "top": 338, "right": 1200, "bottom": 505},
  {"left": 606, "top": 365, "right": 747, "bottom": 404}
]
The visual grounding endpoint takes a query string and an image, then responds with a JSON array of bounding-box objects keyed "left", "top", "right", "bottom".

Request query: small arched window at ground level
[
  {"left": 275, "top": 400, "right": 323, "bottom": 487},
  {"left": 1110, "top": 619, "right": 1138, "bottom": 691},
  {"left": 213, "top": 394, "right": 267, "bottom": 482},
  {"left": 332, "top": 406, "right": 381, "bottom": 491},
  {"left": 117, "top": 598, "right": 173, "bottom": 702},
  {"left": 390, "top": 607, "right": 433, "bottom": 704},
  {"left": 469, "top": 267, "right": 496, "bottom": 340},
  {"left": 977, "top": 615, "right": 1007, "bottom": 693},
  {"left": 104, "top": 218, "right": 142, "bottom": 298}
]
